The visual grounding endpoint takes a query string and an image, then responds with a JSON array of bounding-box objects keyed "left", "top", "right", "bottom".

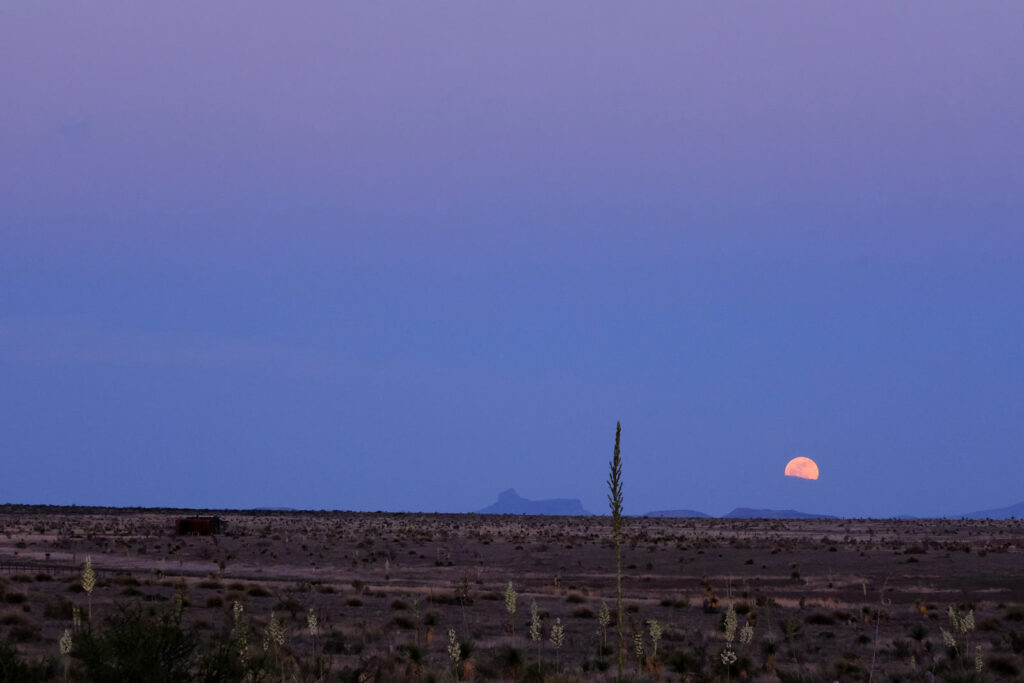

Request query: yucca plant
[
  {"left": 81, "top": 556, "right": 95, "bottom": 625},
  {"left": 447, "top": 627, "right": 462, "bottom": 681},
  {"left": 263, "top": 611, "right": 287, "bottom": 682},
  {"left": 631, "top": 621, "right": 645, "bottom": 674},
  {"left": 230, "top": 601, "right": 247, "bottom": 663},
  {"left": 722, "top": 604, "right": 738, "bottom": 683},
  {"left": 598, "top": 600, "right": 611, "bottom": 653},
  {"left": 59, "top": 628, "right": 72, "bottom": 683},
  {"left": 942, "top": 605, "right": 978, "bottom": 674},
  {"left": 550, "top": 618, "right": 565, "bottom": 673},
  {"left": 307, "top": 607, "right": 322, "bottom": 680},
  {"left": 648, "top": 619, "right": 663, "bottom": 661},
  {"left": 529, "top": 600, "right": 543, "bottom": 669},
  {"left": 504, "top": 581, "right": 517, "bottom": 638}
]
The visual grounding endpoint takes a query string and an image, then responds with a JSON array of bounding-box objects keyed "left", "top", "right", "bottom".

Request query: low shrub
[
  {"left": 74, "top": 604, "right": 200, "bottom": 683},
  {"left": 391, "top": 616, "right": 415, "bottom": 630},
  {"left": 804, "top": 612, "right": 837, "bottom": 626},
  {"left": 987, "top": 654, "right": 1021, "bottom": 677},
  {"left": 0, "top": 640, "right": 55, "bottom": 681}
]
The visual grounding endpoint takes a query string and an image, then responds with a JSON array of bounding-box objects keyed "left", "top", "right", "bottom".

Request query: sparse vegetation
[{"left": 0, "top": 506, "right": 1021, "bottom": 680}]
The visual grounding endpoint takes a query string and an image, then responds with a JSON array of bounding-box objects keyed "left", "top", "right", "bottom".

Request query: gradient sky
[{"left": 2, "top": 3, "right": 1023, "bottom": 517}]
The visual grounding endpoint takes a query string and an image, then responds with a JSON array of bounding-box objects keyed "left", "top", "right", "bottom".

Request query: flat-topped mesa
[{"left": 477, "top": 489, "right": 592, "bottom": 516}]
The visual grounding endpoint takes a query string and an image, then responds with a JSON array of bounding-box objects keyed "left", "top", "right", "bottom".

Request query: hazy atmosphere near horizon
[{"left": 2, "top": 3, "right": 1022, "bottom": 518}]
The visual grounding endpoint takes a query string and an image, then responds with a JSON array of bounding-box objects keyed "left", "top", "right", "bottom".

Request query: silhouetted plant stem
[{"left": 607, "top": 421, "right": 624, "bottom": 681}]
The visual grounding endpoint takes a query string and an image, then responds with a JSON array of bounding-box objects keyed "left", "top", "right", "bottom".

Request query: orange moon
[{"left": 784, "top": 457, "right": 819, "bottom": 480}]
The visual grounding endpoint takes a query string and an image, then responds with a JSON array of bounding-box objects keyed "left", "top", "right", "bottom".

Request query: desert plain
[{"left": 1, "top": 505, "right": 1023, "bottom": 681}]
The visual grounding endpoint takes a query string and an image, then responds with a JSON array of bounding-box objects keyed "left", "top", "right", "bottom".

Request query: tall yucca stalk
[
  {"left": 504, "top": 581, "right": 517, "bottom": 638},
  {"left": 59, "top": 628, "right": 72, "bottom": 683},
  {"left": 529, "top": 600, "right": 542, "bottom": 668},
  {"left": 607, "top": 421, "right": 624, "bottom": 680},
  {"left": 81, "top": 556, "right": 96, "bottom": 625},
  {"left": 550, "top": 618, "right": 565, "bottom": 673}
]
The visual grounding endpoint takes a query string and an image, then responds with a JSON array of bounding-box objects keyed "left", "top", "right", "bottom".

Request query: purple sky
[{"left": 2, "top": 3, "right": 1023, "bottom": 516}]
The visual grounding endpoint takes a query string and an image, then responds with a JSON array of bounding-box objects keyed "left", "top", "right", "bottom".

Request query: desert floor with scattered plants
[{"left": 0, "top": 505, "right": 1022, "bottom": 681}]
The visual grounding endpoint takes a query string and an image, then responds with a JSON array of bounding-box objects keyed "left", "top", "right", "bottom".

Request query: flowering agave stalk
[
  {"left": 231, "top": 601, "right": 248, "bottom": 663},
  {"left": 607, "top": 421, "right": 625, "bottom": 680},
  {"left": 550, "top": 618, "right": 565, "bottom": 673},
  {"left": 81, "top": 556, "right": 96, "bottom": 625},
  {"left": 59, "top": 629, "right": 73, "bottom": 683},
  {"left": 647, "top": 619, "right": 663, "bottom": 661},
  {"left": 632, "top": 625, "right": 644, "bottom": 673},
  {"left": 264, "top": 611, "right": 287, "bottom": 681},
  {"left": 447, "top": 628, "right": 462, "bottom": 680},
  {"left": 598, "top": 601, "right": 611, "bottom": 652},
  {"left": 307, "top": 608, "right": 321, "bottom": 680},
  {"left": 266, "top": 611, "right": 286, "bottom": 649},
  {"left": 724, "top": 605, "right": 738, "bottom": 646},
  {"left": 173, "top": 591, "right": 184, "bottom": 621},
  {"left": 529, "top": 600, "right": 542, "bottom": 668},
  {"left": 942, "top": 605, "right": 977, "bottom": 671},
  {"left": 504, "top": 581, "right": 517, "bottom": 638},
  {"left": 722, "top": 605, "right": 739, "bottom": 683},
  {"left": 307, "top": 608, "right": 318, "bottom": 637},
  {"left": 721, "top": 648, "right": 738, "bottom": 683}
]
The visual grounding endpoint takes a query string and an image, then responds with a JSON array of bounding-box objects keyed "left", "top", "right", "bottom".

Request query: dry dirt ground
[{"left": 2, "top": 506, "right": 1024, "bottom": 681}]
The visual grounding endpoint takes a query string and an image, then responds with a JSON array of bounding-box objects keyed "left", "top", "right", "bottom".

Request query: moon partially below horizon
[{"left": 784, "top": 457, "right": 820, "bottom": 480}]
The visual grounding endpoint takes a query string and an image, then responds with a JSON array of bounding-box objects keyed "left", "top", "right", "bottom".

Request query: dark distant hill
[
  {"left": 964, "top": 500, "right": 1024, "bottom": 520},
  {"left": 724, "top": 507, "right": 837, "bottom": 519},
  {"left": 477, "top": 489, "right": 591, "bottom": 516},
  {"left": 644, "top": 509, "right": 711, "bottom": 518}
]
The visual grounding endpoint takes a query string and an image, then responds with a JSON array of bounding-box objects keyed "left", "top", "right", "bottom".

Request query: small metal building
[{"left": 175, "top": 516, "right": 223, "bottom": 536}]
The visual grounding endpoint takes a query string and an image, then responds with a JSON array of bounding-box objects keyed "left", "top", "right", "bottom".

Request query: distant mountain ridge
[
  {"left": 964, "top": 500, "right": 1024, "bottom": 520},
  {"left": 474, "top": 493, "right": 1024, "bottom": 519},
  {"left": 641, "top": 507, "right": 834, "bottom": 519},
  {"left": 644, "top": 509, "right": 711, "bottom": 518},
  {"left": 477, "top": 489, "right": 592, "bottom": 516},
  {"left": 723, "top": 508, "right": 837, "bottom": 519}
]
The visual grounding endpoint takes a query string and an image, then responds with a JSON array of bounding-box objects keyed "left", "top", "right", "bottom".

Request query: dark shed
[{"left": 175, "top": 516, "right": 223, "bottom": 536}]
